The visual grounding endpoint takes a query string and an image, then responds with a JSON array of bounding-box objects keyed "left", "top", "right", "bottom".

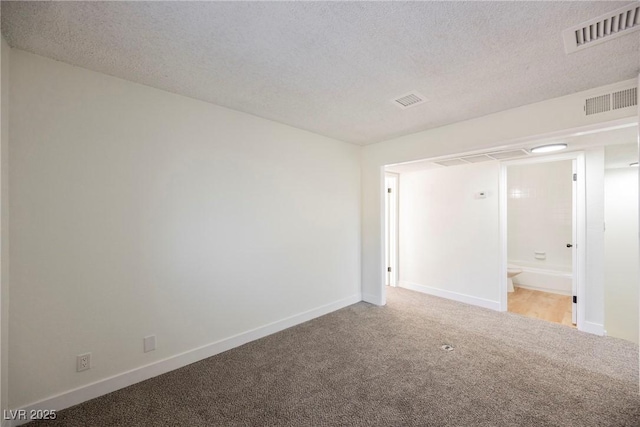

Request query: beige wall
[
  {"left": 8, "top": 50, "right": 361, "bottom": 408},
  {"left": 398, "top": 162, "right": 501, "bottom": 308},
  {"left": 604, "top": 163, "right": 639, "bottom": 343}
]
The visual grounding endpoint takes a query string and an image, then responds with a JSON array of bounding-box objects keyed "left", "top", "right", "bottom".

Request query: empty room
[{"left": 0, "top": 1, "right": 639, "bottom": 426}]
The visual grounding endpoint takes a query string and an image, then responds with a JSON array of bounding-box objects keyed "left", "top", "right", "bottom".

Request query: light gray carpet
[{"left": 29, "top": 287, "right": 639, "bottom": 426}]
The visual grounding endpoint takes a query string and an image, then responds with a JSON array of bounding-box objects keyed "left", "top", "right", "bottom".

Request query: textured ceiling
[{"left": 2, "top": 1, "right": 639, "bottom": 145}]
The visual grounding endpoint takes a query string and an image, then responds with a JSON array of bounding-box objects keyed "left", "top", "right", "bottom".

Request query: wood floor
[{"left": 508, "top": 287, "right": 574, "bottom": 327}]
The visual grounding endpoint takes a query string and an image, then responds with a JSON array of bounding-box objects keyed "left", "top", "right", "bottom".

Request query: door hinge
[
  {"left": 573, "top": 173, "right": 577, "bottom": 182},
  {"left": 573, "top": 295, "right": 577, "bottom": 304},
  {"left": 387, "top": 188, "right": 392, "bottom": 193},
  {"left": 387, "top": 267, "right": 392, "bottom": 272}
]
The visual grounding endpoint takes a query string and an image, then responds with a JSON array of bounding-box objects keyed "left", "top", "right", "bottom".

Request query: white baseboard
[
  {"left": 398, "top": 281, "right": 500, "bottom": 311},
  {"left": 580, "top": 321, "right": 605, "bottom": 336},
  {"left": 7, "top": 293, "right": 362, "bottom": 427}
]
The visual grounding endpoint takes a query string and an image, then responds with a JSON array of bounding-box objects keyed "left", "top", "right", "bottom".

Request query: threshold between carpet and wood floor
[{"left": 27, "top": 287, "right": 639, "bottom": 426}]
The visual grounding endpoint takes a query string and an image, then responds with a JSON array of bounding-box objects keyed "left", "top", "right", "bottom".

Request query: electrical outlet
[
  {"left": 77, "top": 353, "right": 91, "bottom": 372},
  {"left": 143, "top": 335, "right": 156, "bottom": 353}
]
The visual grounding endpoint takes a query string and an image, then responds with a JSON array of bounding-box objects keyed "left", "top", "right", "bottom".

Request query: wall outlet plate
[
  {"left": 144, "top": 335, "right": 156, "bottom": 353},
  {"left": 77, "top": 353, "right": 91, "bottom": 372}
]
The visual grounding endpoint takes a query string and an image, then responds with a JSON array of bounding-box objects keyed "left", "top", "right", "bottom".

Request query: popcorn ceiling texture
[{"left": 2, "top": 1, "right": 638, "bottom": 145}]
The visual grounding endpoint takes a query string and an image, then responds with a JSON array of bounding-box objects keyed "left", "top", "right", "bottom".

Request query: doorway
[{"left": 500, "top": 154, "right": 584, "bottom": 328}]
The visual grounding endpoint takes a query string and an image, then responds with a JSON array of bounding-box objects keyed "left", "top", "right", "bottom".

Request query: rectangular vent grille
[
  {"left": 486, "top": 150, "right": 529, "bottom": 160},
  {"left": 431, "top": 150, "right": 529, "bottom": 168},
  {"left": 563, "top": 4, "right": 640, "bottom": 53},
  {"left": 612, "top": 87, "right": 637, "bottom": 110},
  {"left": 459, "top": 155, "right": 494, "bottom": 163},
  {"left": 585, "top": 94, "right": 611, "bottom": 115},
  {"left": 434, "top": 159, "right": 469, "bottom": 167},
  {"left": 393, "top": 91, "right": 427, "bottom": 109},
  {"left": 584, "top": 87, "right": 637, "bottom": 115}
]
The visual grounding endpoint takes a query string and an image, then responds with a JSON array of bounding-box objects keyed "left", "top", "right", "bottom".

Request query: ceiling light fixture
[
  {"left": 630, "top": 162, "right": 639, "bottom": 167},
  {"left": 530, "top": 143, "right": 568, "bottom": 154}
]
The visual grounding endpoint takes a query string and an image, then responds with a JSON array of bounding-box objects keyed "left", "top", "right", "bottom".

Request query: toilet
[{"left": 507, "top": 264, "right": 522, "bottom": 292}]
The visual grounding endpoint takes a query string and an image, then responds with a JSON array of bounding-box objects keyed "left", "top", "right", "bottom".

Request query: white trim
[
  {"left": 571, "top": 156, "right": 580, "bottom": 332},
  {"left": 6, "top": 293, "right": 362, "bottom": 427},
  {"left": 581, "top": 321, "right": 605, "bottom": 336},
  {"left": 575, "top": 154, "right": 587, "bottom": 332},
  {"left": 499, "top": 164, "right": 508, "bottom": 312},
  {"left": 378, "top": 165, "right": 387, "bottom": 307},
  {"left": 398, "top": 281, "right": 500, "bottom": 311},
  {"left": 384, "top": 172, "right": 399, "bottom": 287},
  {"left": 362, "top": 292, "right": 384, "bottom": 306}
]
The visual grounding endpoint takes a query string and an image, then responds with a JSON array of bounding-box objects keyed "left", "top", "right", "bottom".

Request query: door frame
[
  {"left": 499, "top": 152, "right": 586, "bottom": 330},
  {"left": 384, "top": 172, "right": 399, "bottom": 286}
]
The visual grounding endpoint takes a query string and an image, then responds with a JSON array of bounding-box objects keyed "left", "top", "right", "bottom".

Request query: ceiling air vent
[
  {"left": 393, "top": 91, "right": 427, "bottom": 109},
  {"left": 459, "top": 155, "right": 494, "bottom": 163},
  {"left": 584, "top": 87, "right": 637, "bottom": 115},
  {"left": 434, "top": 159, "right": 469, "bottom": 167},
  {"left": 432, "top": 150, "right": 529, "bottom": 168},
  {"left": 585, "top": 94, "right": 611, "bottom": 115},
  {"left": 612, "top": 87, "right": 637, "bottom": 110},
  {"left": 486, "top": 150, "right": 529, "bottom": 160},
  {"left": 562, "top": 3, "right": 640, "bottom": 53}
]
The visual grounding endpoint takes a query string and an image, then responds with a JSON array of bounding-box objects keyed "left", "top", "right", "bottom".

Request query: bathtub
[{"left": 508, "top": 261, "right": 572, "bottom": 295}]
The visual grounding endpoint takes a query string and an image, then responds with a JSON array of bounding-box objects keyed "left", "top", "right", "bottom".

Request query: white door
[{"left": 385, "top": 174, "right": 398, "bottom": 286}]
